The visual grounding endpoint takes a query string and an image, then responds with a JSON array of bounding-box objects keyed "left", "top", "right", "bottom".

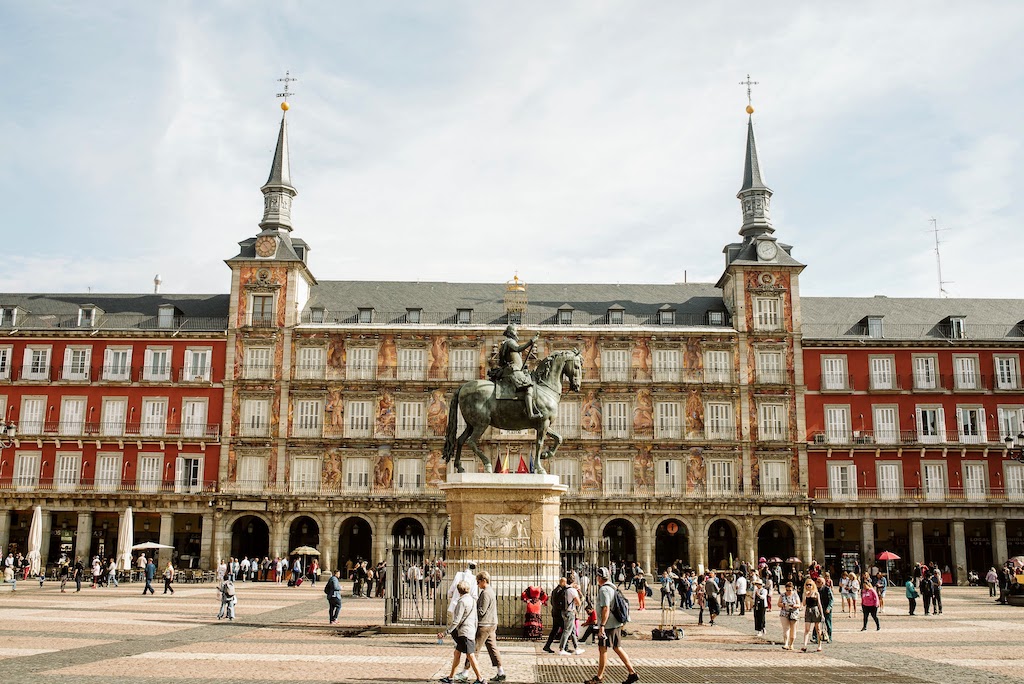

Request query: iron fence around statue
[{"left": 384, "top": 536, "right": 608, "bottom": 636}]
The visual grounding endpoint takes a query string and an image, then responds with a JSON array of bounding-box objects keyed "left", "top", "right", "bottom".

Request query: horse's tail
[{"left": 442, "top": 386, "right": 461, "bottom": 463}]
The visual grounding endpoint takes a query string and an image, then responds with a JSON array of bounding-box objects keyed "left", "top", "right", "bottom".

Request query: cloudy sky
[{"left": 2, "top": 1, "right": 1022, "bottom": 298}]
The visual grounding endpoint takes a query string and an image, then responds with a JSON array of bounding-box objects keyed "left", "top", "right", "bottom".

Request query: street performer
[{"left": 495, "top": 324, "right": 541, "bottom": 418}]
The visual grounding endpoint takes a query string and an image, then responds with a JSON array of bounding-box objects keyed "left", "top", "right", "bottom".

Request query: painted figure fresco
[
  {"left": 632, "top": 338, "right": 651, "bottom": 378},
  {"left": 581, "top": 390, "right": 602, "bottom": 436},
  {"left": 581, "top": 447, "right": 602, "bottom": 490},
  {"left": 684, "top": 337, "right": 703, "bottom": 371},
  {"left": 327, "top": 389, "right": 345, "bottom": 428},
  {"left": 327, "top": 335, "right": 346, "bottom": 376},
  {"left": 379, "top": 335, "right": 397, "bottom": 376},
  {"left": 633, "top": 388, "right": 653, "bottom": 434},
  {"left": 686, "top": 447, "right": 705, "bottom": 491},
  {"left": 429, "top": 336, "right": 448, "bottom": 378},
  {"left": 634, "top": 444, "right": 654, "bottom": 488},
  {"left": 375, "top": 393, "right": 395, "bottom": 437},
  {"left": 685, "top": 388, "right": 704, "bottom": 438},
  {"left": 425, "top": 449, "right": 446, "bottom": 487},
  {"left": 374, "top": 452, "right": 394, "bottom": 489},
  {"left": 323, "top": 449, "right": 343, "bottom": 489},
  {"left": 426, "top": 389, "right": 448, "bottom": 436},
  {"left": 581, "top": 337, "right": 599, "bottom": 376}
]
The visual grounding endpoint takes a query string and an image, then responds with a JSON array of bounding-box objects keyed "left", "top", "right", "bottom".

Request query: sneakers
[
  {"left": 574, "top": 648, "right": 586, "bottom": 655},
  {"left": 455, "top": 673, "right": 470, "bottom": 682},
  {"left": 542, "top": 647, "right": 555, "bottom": 654},
  {"left": 492, "top": 675, "right": 506, "bottom": 682},
  {"left": 622, "top": 673, "right": 640, "bottom": 684},
  {"left": 439, "top": 678, "right": 453, "bottom": 684},
  {"left": 558, "top": 649, "right": 572, "bottom": 655}
]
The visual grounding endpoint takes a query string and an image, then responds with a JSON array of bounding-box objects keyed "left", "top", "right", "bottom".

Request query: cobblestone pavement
[{"left": 1, "top": 581, "right": 1021, "bottom": 683}]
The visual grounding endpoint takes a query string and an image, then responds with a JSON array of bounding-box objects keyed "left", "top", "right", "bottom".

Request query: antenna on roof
[
  {"left": 928, "top": 218, "right": 952, "bottom": 298},
  {"left": 154, "top": 274, "right": 162, "bottom": 295}
]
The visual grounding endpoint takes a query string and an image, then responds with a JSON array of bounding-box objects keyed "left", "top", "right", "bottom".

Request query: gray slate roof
[
  {"left": 0, "top": 293, "right": 229, "bottom": 317},
  {"left": 305, "top": 281, "right": 729, "bottom": 326}
]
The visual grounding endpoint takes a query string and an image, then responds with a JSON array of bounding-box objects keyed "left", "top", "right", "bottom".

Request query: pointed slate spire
[
  {"left": 259, "top": 111, "right": 297, "bottom": 232},
  {"left": 736, "top": 112, "right": 774, "bottom": 238}
]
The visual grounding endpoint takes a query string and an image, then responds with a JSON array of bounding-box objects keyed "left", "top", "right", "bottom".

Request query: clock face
[
  {"left": 255, "top": 236, "right": 277, "bottom": 258},
  {"left": 756, "top": 240, "right": 778, "bottom": 261}
]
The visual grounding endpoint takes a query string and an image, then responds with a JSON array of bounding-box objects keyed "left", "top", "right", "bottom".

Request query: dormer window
[
  {"left": 78, "top": 307, "right": 96, "bottom": 327},
  {"left": 293, "top": 245, "right": 306, "bottom": 261},
  {"left": 658, "top": 306, "right": 675, "bottom": 326},
  {"left": 949, "top": 316, "right": 966, "bottom": 340},
  {"left": 158, "top": 304, "right": 178, "bottom": 329},
  {"left": 358, "top": 308, "right": 373, "bottom": 324},
  {"left": 406, "top": 308, "right": 421, "bottom": 324},
  {"left": 0, "top": 307, "right": 17, "bottom": 326},
  {"left": 608, "top": 305, "right": 624, "bottom": 325},
  {"left": 309, "top": 307, "right": 325, "bottom": 324},
  {"left": 707, "top": 311, "right": 725, "bottom": 326},
  {"left": 867, "top": 316, "right": 883, "bottom": 339},
  {"left": 557, "top": 305, "right": 574, "bottom": 326},
  {"left": 456, "top": 308, "right": 472, "bottom": 325}
]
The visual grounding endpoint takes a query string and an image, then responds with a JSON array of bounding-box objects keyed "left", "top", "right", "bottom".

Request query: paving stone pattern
[{"left": 0, "top": 581, "right": 1021, "bottom": 684}]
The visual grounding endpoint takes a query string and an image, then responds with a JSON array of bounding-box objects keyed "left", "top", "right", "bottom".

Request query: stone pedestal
[
  {"left": 439, "top": 473, "right": 567, "bottom": 634},
  {"left": 440, "top": 473, "right": 567, "bottom": 545}
]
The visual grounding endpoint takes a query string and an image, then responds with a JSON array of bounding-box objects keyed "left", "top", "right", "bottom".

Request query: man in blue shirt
[
  {"left": 591, "top": 567, "right": 638, "bottom": 684},
  {"left": 143, "top": 559, "right": 156, "bottom": 595}
]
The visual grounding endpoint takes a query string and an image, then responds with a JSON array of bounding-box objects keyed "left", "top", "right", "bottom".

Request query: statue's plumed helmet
[{"left": 503, "top": 324, "right": 518, "bottom": 338}]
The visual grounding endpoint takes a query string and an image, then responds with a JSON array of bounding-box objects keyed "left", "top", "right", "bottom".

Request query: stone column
[
  {"left": 372, "top": 513, "right": 387, "bottom": 567},
  {"left": 200, "top": 512, "right": 214, "bottom": 570},
  {"left": 910, "top": 520, "right": 925, "bottom": 566},
  {"left": 39, "top": 510, "right": 53, "bottom": 569},
  {"left": 813, "top": 518, "right": 826, "bottom": 564},
  {"left": 952, "top": 520, "right": 967, "bottom": 586},
  {"left": 158, "top": 513, "right": 174, "bottom": 568},
  {"left": 860, "top": 518, "right": 875, "bottom": 567},
  {"left": 803, "top": 517, "right": 814, "bottom": 564},
  {"left": 743, "top": 518, "right": 756, "bottom": 567},
  {"left": 993, "top": 519, "right": 1008, "bottom": 566},
  {"left": 0, "top": 510, "right": 10, "bottom": 557},
  {"left": 694, "top": 515, "right": 707, "bottom": 573},
  {"left": 270, "top": 517, "right": 286, "bottom": 558},
  {"left": 75, "top": 512, "right": 92, "bottom": 560},
  {"left": 321, "top": 513, "right": 336, "bottom": 574},
  {"left": 639, "top": 517, "right": 653, "bottom": 572}
]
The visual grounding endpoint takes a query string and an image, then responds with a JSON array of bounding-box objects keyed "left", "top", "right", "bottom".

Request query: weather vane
[
  {"left": 739, "top": 73, "right": 759, "bottom": 113},
  {"left": 277, "top": 70, "right": 297, "bottom": 110}
]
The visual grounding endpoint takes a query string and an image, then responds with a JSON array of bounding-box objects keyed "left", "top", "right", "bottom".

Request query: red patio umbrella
[
  {"left": 876, "top": 551, "right": 900, "bottom": 561},
  {"left": 767, "top": 556, "right": 783, "bottom": 563}
]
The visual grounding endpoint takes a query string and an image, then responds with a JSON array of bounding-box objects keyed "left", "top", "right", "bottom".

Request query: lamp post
[
  {"left": 1004, "top": 431, "right": 1024, "bottom": 463},
  {"left": 0, "top": 421, "right": 16, "bottom": 449}
]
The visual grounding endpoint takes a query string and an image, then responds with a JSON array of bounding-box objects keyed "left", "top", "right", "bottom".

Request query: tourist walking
[
  {"left": 659, "top": 568, "right": 677, "bottom": 609},
  {"left": 816, "top": 576, "right": 833, "bottom": 643},
  {"left": 860, "top": 580, "right": 880, "bottom": 630},
  {"left": 930, "top": 569, "right": 943, "bottom": 614},
  {"left": 162, "top": 561, "right": 175, "bottom": 594},
  {"left": 73, "top": 557, "right": 84, "bottom": 592},
  {"left": 543, "top": 576, "right": 568, "bottom": 653},
  {"left": 801, "top": 579, "right": 823, "bottom": 652},
  {"left": 588, "top": 567, "right": 638, "bottom": 684},
  {"left": 778, "top": 582, "right": 800, "bottom": 650},
  {"left": 634, "top": 569, "right": 647, "bottom": 611},
  {"left": 735, "top": 571, "right": 748, "bottom": 615},
  {"left": 695, "top": 576, "right": 707, "bottom": 625},
  {"left": 456, "top": 571, "right": 506, "bottom": 682},
  {"left": 558, "top": 572, "right": 584, "bottom": 656},
  {"left": 107, "top": 558, "right": 118, "bottom": 587},
  {"left": 722, "top": 573, "right": 737, "bottom": 615},
  {"left": 752, "top": 577, "right": 768, "bottom": 637},
  {"left": 325, "top": 570, "right": 342, "bottom": 624},
  {"left": 437, "top": 580, "right": 483, "bottom": 684},
  {"left": 986, "top": 567, "right": 998, "bottom": 597},
  {"left": 845, "top": 572, "right": 859, "bottom": 616},
  {"left": 218, "top": 576, "right": 236, "bottom": 620},
  {"left": 704, "top": 571, "right": 721, "bottom": 626},
  {"left": 142, "top": 558, "right": 156, "bottom": 595}
]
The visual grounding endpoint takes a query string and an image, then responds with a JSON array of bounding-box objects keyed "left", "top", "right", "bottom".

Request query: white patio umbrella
[
  {"left": 131, "top": 541, "right": 174, "bottom": 551},
  {"left": 26, "top": 506, "right": 42, "bottom": 576},
  {"left": 116, "top": 507, "right": 134, "bottom": 571}
]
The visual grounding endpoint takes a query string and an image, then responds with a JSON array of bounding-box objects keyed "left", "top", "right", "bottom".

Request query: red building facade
[
  {"left": 801, "top": 300, "right": 1024, "bottom": 583},
  {"left": 0, "top": 296, "right": 227, "bottom": 569}
]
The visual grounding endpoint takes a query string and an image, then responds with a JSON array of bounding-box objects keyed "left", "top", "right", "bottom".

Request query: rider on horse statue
[{"left": 492, "top": 324, "right": 542, "bottom": 418}]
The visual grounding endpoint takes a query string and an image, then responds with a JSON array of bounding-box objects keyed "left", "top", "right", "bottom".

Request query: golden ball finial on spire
[
  {"left": 746, "top": 104, "right": 754, "bottom": 115},
  {"left": 281, "top": 101, "right": 290, "bottom": 111}
]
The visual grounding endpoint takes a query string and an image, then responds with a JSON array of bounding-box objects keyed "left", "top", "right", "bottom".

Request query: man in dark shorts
[{"left": 588, "top": 567, "right": 638, "bottom": 684}]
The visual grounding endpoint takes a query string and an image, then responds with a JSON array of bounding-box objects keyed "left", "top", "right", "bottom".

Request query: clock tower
[{"left": 716, "top": 102, "right": 810, "bottom": 554}]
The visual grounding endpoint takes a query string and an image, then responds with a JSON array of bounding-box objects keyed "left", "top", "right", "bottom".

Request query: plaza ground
[{"left": 1, "top": 580, "right": 1021, "bottom": 684}]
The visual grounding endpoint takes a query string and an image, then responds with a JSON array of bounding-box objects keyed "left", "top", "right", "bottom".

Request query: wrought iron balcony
[
  {"left": 808, "top": 429, "right": 1001, "bottom": 447},
  {"left": 0, "top": 313, "right": 227, "bottom": 332},
  {"left": 0, "top": 478, "right": 218, "bottom": 495},
  {"left": 813, "top": 486, "right": 1024, "bottom": 503},
  {"left": 13, "top": 421, "right": 220, "bottom": 441},
  {"left": 299, "top": 310, "right": 733, "bottom": 328}
]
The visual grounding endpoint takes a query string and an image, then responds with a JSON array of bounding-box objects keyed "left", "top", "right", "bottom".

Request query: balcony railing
[
  {"left": 1, "top": 365, "right": 212, "bottom": 383},
  {"left": 0, "top": 479, "right": 219, "bottom": 494},
  {"left": 299, "top": 310, "right": 733, "bottom": 328},
  {"left": 14, "top": 421, "right": 221, "bottom": 440},
  {"left": 808, "top": 430, "right": 1002, "bottom": 446},
  {"left": 598, "top": 367, "right": 736, "bottom": 384},
  {"left": 221, "top": 480, "right": 446, "bottom": 498},
  {"left": 756, "top": 369, "right": 793, "bottom": 385},
  {"left": 239, "top": 363, "right": 275, "bottom": 380},
  {"left": 819, "top": 373, "right": 855, "bottom": 391},
  {"left": 0, "top": 314, "right": 227, "bottom": 332},
  {"left": 314, "top": 423, "right": 743, "bottom": 442},
  {"left": 813, "top": 487, "right": 1024, "bottom": 503},
  {"left": 563, "top": 484, "right": 801, "bottom": 500}
]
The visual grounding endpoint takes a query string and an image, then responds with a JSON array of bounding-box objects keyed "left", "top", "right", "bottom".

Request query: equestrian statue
[{"left": 442, "top": 325, "right": 583, "bottom": 474}]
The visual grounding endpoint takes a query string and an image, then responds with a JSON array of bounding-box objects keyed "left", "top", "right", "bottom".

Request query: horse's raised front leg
[
  {"left": 532, "top": 422, "right": 550, "bottom": 474},
  {"left": 541, "top": 427, "right": 563, "bottom": 462},
  {"left": 465, "top": 424, "right": 492, "bottom": 473}
]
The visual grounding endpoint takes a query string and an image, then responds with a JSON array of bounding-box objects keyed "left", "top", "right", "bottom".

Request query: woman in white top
[
  {"left": 839, "top": 572, "right": 850, "bottom": 612},
  {"left": 845, "top": 573, "right": 860, "bottom": 616},
  {"left": 722, "top": 574, "right": 738, "bottom": 615}
]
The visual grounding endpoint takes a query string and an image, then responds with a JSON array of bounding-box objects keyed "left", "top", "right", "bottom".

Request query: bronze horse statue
[{"left": 443, "top": 349, "right": 583, "bottom": 474}]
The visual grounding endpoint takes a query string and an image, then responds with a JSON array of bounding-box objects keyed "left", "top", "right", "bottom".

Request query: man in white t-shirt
[
  {"left": 447, "top": 562, "right": 479, "bottom": 616},
  {"left": 735, "top": 573, "right": 748, "bottom": 615}
]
